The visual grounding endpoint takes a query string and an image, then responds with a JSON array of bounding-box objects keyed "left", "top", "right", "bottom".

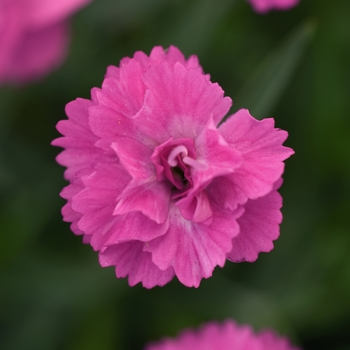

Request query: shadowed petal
[
  {"left": 228, "top": 189, "right": 282, "bottom": 262},
  {"left": 114, "top": 180, "right": 171, "bottom": 224},
  {"left": 99, "top": 242, "right": 175, "bottom": 288}
]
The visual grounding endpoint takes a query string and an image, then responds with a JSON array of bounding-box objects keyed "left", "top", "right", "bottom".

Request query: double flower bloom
[{"left": 53, "top": 46, "right": 294, "bottom": 288}]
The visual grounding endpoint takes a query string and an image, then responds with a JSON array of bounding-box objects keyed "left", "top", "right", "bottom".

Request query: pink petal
[
  {"left": 2, "top": 21, "right": 69, "bottom": 83},
  {"left": 88, "top": 61, "right": 150, "bottom": 148},
  {"left": 176, "top": 118, "right": 242, "bottom": 222},
  {"left": 248, "top": 0, "right": 299, "bottom": 13},
  {"left": 93, "top": 58, "right": 146, "bottom": 116},
  {"left": 71, "top": 162, "right": 169, "bottom": 249},
  {"left": 146, "top": 320, "right": 261, "bottom": 350},
  {"left": 60, "top": 168, "right": 94, "bottom": 236},
  {"left": 52, "top": 98, "right": 103, "bottom": 180},
  {"left": 0, "top": 1, "right": 22, "bottom": 83},
  {"left": 114, "top": 180, "right": 171, "bottom": 224},
  {"left": 61, "top": 184, "right": 84, "bottom": 235},
  {"left": 192, "top": 117, "right": 242, "bottom": 189},
  {"left": 102, "top": 211, "right": 169, "bottom": 246},
  {"left": 227, "top": 189, "right": 283, "bottom": 262},
  {"left": 99, "top": 242, "right": 175, "bottom": 288},
  {"left": 147, "top": 205, "right": 243, "bottom": 287},
  {"left": 23, "top": 0, "right": 91, "bottom": 28},
  {"left": 111, "top": 138, "right": 154, "bottom": 180},
  {"left": 219, "top": 109, "right": 294, "bottom": 208},
  {"left": 258, "top": 330, "right": 301, "bottom": 350},
  {"left": 134, "top": 61, "right": 231, "bottom": 143},
  {"left": 105, "top": 65, "right": 120, "bottom": 79},
  {"left": 177, "top": 191, "right": 213, "bottom": 223},
  {"left": 88, "top": 103, "right": 138, "bottom": 151},
  {"left": 149, "top": 45, "right": 204, "bottom": 73}
]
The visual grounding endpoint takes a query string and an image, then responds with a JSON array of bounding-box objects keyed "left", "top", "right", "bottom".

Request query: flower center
[{"left": 151, "top": 138, "right": 199, "bottom": 194}]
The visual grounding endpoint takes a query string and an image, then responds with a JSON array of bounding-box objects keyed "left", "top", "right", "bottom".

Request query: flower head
[
  {"left": 247, "top": 0, "right": 299, "bottom": 13},
  {"left": 53, "top": 46, "right": 294, "bottom": 288},
  {"left": 0, "top": 0, "right": 90, "bottom": 85},
  {"left": 145, "top": 319, "right": 301, "bottom": 350}
]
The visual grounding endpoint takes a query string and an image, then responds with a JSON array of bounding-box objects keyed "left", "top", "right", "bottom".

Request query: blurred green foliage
[{"left": 1, "top": 0, "right": 350, "bottom": 349}]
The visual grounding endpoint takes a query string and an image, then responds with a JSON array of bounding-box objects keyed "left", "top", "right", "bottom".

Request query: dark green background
[{"left": 1, "top": 0, "right": 350, "bottom": 349}]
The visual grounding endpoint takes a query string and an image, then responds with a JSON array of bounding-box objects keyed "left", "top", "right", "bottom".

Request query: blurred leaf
[
  {"left": 82, "top": 0, "right": 164, "bottom": 30},
  {"left": 163, "top": 0, "right": 238, "bottom": 55},
  {"left": 231, "top": 20, "right": 315, "bottom": 120},
  {"left": 0, "top": 254, "right": 126, "bottom": 350},
  {"left": 0, "top": 173, "right": 60, "bottom": 265}
]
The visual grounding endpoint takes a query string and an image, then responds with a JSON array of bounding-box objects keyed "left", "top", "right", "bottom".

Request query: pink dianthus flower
[
  {"left": 145, "top": 319, "right": 301, "bottom": 350},
  {"left": 52, "top": 46, "right": 294, "bottom": 288},
  {"left": 247, "top": 0, "right": 299, "bottom": 13},
  {"left": 0, "top": 0, "right": 90, "bottom": 85}
]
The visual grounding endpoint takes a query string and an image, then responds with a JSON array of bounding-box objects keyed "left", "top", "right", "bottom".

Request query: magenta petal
[
  {"left": 219, "top": 109, "right": 294, "bottom": 207},
  {"left": 228, "top": 189, "right": 282, "bottom": 262},
  {"left": 176, "top": 118, "right": 242, "bottom": 222},
  {"left": 111, "top": 138, "right": 154, "bottom": 180},
  {"left": 70, "top": 163, "right": 129, "bottom": 248},
  {"left": 114, "top": 180, "right": 171, "bottom": 224},
  {"left": 79, "top": 210, "right": 168, "bottom": 251},
  {"left": 88, "top": 104, "right": 137, "bottom": 150},
  {"left": 248, "top": 0, "right": 299, "bottom": 13},
  {"left": 55, "top": 98, "right": 96, "bottom": 143},
  {"left": 193, "top": 117, "right": 242, "bottom": 188},
  {"left": 93, "top": 59, "right": 145, "bottom": 117},
  {"left": 99, "top": 242, "right": 175, "bottom": 288},
  {"left": 103, "top": 212, "right": 169, "bottom": 245},
  {"left": 3, "top": 21, "right": 69, "bottom": 83},
  {"left": 177, "top": 191, "right": 213, "bottom": 223},
  {"left": 147, "top": 205, "right": 243, "bottom": 287},
  {"left": 76, "top": 209, "right": 168, "bottom": 251},
  {"left": 24, "top": 0, "right": 91, "bottom": 28},
  {"left": 135, "top": 61, "right": 232, "bottom": 142},
  {"left": 60, "top": 183, "right": 84, "bottom": 235},
  {"left": 53, "top": 98, "right": 102, "bottom": 180},
  {"left": 258, "top": 330, "right": 301, "bottom": 350},
  {"left": 105, "top": 65, "right": 120, "bottom": 79},
  {"left": 149, "top": 45, "right": 204, "bottom": 73},
  {"left": 69, "top": 162, "right": 170, "bottom": 249},
  {"left": 145, "top": 319, "right": 299, "bottom": 350},
  {"left": 59, "top": 168, "right": 95, "bottom": 237},
  {"left": 0, "top": 2, "right": 22, "bottom": 83}
]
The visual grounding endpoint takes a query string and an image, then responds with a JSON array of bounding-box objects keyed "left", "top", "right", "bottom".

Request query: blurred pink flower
[
  {"left": 0, "top": 0, "right": 90, "bottom": 85},
  {"left": 145, "top": 320, "right": 301, "bottom": 350},
  {"left": 248, "top": 0, "right": 299, "bottom": 13},
  {"left": 53, "top": 46, "right": 294, "bottom": 288}
]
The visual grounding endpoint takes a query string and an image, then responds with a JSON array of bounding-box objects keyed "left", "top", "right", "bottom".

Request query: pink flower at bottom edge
[
  {"left": 145, "top": 319, "right": 301, "bottom": 350},
  {"left": 52, "top": 45, "right": 294, "bottom": 288},
  {"left": 0, "top": 0, "right": 91, "bottom": 85},
  {"left": 247, "top": 0, "right": 300, "bottom": 13}
]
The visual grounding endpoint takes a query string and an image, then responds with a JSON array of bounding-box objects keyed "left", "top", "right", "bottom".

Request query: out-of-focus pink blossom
[
  {"left": 248, "top": 0, "right": 299, "bottom": 13},
  {"left": 0, "top": 0, "right": 90, "bottom": 85},
  {"left": 145, "top": 319, "right": 301, "bottom": 350},
  {"left": 53, "top": 46, "right": 294, "bottom": 288}
]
